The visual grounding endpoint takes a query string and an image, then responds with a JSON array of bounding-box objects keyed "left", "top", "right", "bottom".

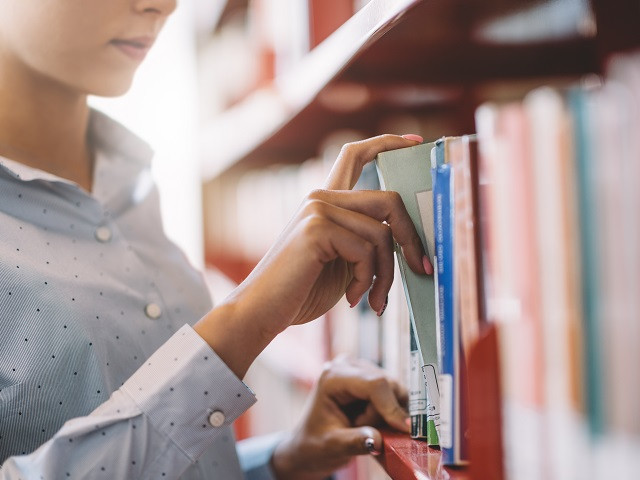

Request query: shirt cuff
[{"left": 121, "top": 324, "right": 257, "bottom": 460}]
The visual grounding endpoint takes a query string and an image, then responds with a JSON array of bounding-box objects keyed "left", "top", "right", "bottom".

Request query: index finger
[
  {"left": 325, "top": 134, "right": 423, "bottom": 190},
  {"left": 351, "top": 377, "right": 410, "bottom": 433},
  {"left": 323, "top": 359, "right": 410, "bottom": 433},
  {"left": 307, "top": 189, "right": 427, "bottom": 275}
]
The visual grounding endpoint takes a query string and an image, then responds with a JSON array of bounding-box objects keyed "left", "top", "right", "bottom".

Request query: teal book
[
  {"left": 376, "top": 142, "right": 440, "bottom": 445},
  {"left": 569, "top": 87, "right": 604, "bottom": 435}
]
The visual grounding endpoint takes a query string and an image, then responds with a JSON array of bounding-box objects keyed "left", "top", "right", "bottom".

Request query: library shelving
[
  {"left": 198, "top": 0, "right": 640, "bottom": 478},
  {"left": 201, "top": 0, "right": 625, "bottom": 282},
  {"left": 200, "top": 0, "right": 609, "bottom": 180}
]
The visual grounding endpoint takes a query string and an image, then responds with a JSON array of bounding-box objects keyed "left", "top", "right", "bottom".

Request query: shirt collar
[{"left": 88, "top": 108, "right": 153, "bottom": 169}]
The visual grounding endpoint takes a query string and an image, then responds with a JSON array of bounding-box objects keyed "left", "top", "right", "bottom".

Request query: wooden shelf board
[{"left": 379, "top": 431, "right": 470, "bottom": 480}]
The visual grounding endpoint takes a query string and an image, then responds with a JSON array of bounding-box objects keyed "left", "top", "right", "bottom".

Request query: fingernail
[
  {"left": 350, "top": 295, "right": 363, "bottom": 308},
  {"left": 377, "top": 296, "right": 388, "bottom": 316},
  {"left": 364, "top": 437, "right": 382, "bottom": 456},
  {"left": 404, "top": 417, "right": 412, "bottom": 432},
  {"left": 422, "top": 255, "right": 434, "bottom": 275},
  {"left": 401, "top": 134, "right": 423, "bottom": 143}
]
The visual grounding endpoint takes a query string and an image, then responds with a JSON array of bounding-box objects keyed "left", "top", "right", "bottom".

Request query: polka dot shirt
[{"left": 0, "top": 110, "right": 271, "bottom": 479}]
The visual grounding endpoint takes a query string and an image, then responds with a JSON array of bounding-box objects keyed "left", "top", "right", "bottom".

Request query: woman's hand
[
  {"left": 196, "top": 134, "right": 431, "bottom": 378},
  {"left": 270, "top": 356, "right": 410, "bottom": 480}
]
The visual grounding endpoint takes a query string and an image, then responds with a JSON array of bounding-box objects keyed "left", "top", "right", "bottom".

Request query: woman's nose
[{"left": 132, "top": 0, "right": 177, "bottom": 17}]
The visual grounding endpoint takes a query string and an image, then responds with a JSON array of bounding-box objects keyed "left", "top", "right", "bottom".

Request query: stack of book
[{"left": 376, "top": 50, "right": 640, "bottom": 478}]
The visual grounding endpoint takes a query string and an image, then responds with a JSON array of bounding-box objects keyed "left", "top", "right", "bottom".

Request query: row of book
[{"left": 375, "top": 50, "right": 640, "bottom": 478}]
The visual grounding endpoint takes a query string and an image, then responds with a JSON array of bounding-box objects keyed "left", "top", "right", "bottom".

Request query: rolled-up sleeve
[{"left": 0, "top": 324, "right": 256, "bottom": 479}]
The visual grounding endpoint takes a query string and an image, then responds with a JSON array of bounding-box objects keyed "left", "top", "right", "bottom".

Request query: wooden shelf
[
  {"left": 200, "top": 0, "right": 599, "bottom": 180},
  {"left": 378, "top": 431, "right": 470, "bottom": 480}
]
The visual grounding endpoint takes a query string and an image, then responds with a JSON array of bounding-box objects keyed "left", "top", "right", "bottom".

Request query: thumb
[
  {"left": 324, "top": 426, "right": 383, "bottom": 458},
  {"left": 325, "top": 134, "right": 423, "bottom": 190}
]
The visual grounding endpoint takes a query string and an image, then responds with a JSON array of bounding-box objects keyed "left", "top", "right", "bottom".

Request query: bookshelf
[
  {"left": 198, "top": 0, "right": 640, "bottom": 478},
  {"left": 200, "top": 0, "right": 605, "bottom": 181},
  {"left": 201, "top": 0, "right": 603, "bottom": 288}
]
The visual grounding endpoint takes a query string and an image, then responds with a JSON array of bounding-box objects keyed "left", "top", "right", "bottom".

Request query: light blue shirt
[{"left": 0, "top": 110, "right": 278, "bottom": 479}]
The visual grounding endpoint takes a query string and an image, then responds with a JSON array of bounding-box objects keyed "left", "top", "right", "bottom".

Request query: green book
[
  {"left": 569, "top": 87, "right": 604, "bottom": 435},
  {"left": 376, "top": 142, "right": 440, "bottom": 445}
]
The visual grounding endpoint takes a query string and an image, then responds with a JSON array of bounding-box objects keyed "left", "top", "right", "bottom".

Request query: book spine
[
  {"left": 568, "top": 88, "right": 604, "bottom": 436},
  {"left": 434, "top": 161, "right": 456, "bottom": 462}
]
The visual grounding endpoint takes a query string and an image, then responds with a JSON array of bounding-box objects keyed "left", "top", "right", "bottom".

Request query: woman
[{"left": 0, "top": 0, "right": 431, "bottom": 478}]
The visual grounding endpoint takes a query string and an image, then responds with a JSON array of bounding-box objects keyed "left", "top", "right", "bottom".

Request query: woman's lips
[{"left": 110, "top": 37, "right": 153, "bottom": 61}]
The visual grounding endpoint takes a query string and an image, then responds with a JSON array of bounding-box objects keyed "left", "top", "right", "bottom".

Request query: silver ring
[{"left": 364, "top": 436, "right": 381, "bottom": 456}]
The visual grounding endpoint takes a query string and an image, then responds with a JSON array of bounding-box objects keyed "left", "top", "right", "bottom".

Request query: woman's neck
[{"left": 0, "top": 58, "right": 94, "bottom": 191}]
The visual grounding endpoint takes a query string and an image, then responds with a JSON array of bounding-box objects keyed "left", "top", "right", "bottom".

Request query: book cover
[{"left": 376, "top": 142, "right": 440, "bottom": 445}]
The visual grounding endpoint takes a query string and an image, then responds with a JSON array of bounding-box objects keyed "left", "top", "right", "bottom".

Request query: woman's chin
[
  {"left": 76, "top": 69, "right": 137, "bottom": 98},
  {"left": 87, "top": 78, "right": 135, "bottom": 98}
]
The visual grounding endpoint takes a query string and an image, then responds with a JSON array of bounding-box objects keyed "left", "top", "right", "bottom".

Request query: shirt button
[
  {"left": 144, "top": 303, "right": 162, "bottom": 319},
  {"left": 94, "top": 226, "right": 112, "bottom": 243},
  {"left": 208, "top": 411, "right": 225, "bottom": 428}
]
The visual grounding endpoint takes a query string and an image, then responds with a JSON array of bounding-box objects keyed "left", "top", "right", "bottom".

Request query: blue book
[{"left": 433, "top": 138, "right": 467, "bottom": 466}]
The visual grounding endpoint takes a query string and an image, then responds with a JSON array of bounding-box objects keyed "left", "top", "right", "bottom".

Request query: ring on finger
[{"left": 364, "top": 436, "right": 381, "bottom": 456}]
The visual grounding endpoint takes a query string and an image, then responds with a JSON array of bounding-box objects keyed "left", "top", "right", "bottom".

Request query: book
[
  {"left": 601, "top": 53, "right": 640, "bottom": 440},
  {"left": 450, "top": 135, "right": 482, "bottom": 363},
  {"left": 525, "top": 86, "right": 586, "bottom": 480},
  {"left": 568, "top": 86, "right": 605, "bottom": 437},
  {"left": 589, "top": 73, "right": 640, "bottom": 441},
  {"left": 376, "top": 142, "right": 440, "bottom": 445},
  {"left": 475, "top": 102, "right": 546, "bottom": 480},
  {"left": 432, "top": 143, "right": 458, "bottom": 461}
]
